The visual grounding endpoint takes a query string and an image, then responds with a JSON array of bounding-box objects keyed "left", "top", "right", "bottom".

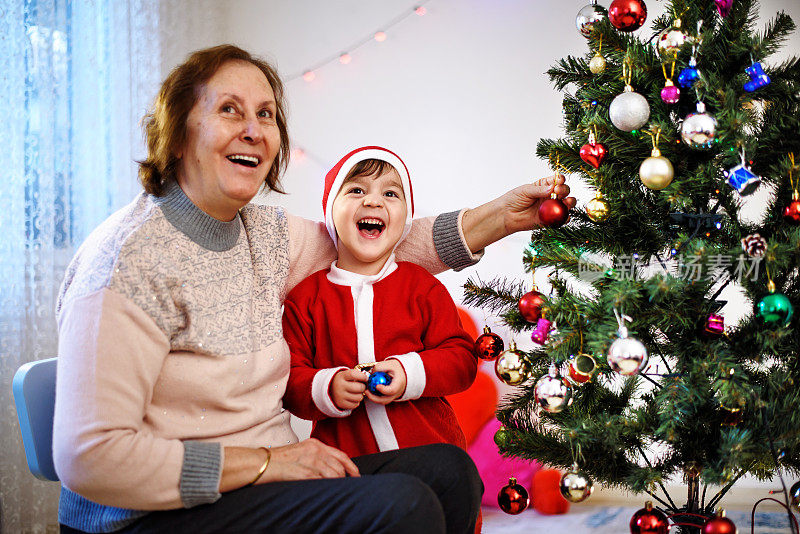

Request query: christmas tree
[{"left": 466, "top": 0, "right": 800, "bottom": 532}]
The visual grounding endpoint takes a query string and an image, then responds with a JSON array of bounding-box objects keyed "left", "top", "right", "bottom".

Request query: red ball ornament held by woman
[
  {"left": 630, "top": 501, "right": 668, "bottom": 533},
  {"left": 609, "top": 0, "right": 647, "bottom": 32},
  {"left": 518, "top": 290, "right": 545, "bottom": 322},
  {"left": 538, "top": 194, "right": 569, "bottom": 228},
  {"left": 474, "top": 326, "right": 505, "bottom": 360}
]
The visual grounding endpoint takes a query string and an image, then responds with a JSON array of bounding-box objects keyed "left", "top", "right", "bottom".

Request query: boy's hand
[
  {"left": 330, "top": 369, "right": 367, "bottom": 411},
  {"left": 364, "top": 359, "right": 407, "bottom": 405}
]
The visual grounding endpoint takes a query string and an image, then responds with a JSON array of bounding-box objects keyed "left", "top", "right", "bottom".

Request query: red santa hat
[{"left": 322, "top": 146, "right": 415, "bottom": 248}]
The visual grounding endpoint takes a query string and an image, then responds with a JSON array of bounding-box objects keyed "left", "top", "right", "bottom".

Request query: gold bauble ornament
[
  {"left": 494, "top": 341, "right": 531, "bottom": 386},
  {"left": 586, "top": 193, "right": 610, "bottom": 222},
  {"left": 589, "top": 52, "right": 606, "bottom": 74},
  {"left": 639, "top": 148, "right": 674, "bottom": 190},
  {"left": 559, "top": 463, "right": 594, "bottom": 503}
]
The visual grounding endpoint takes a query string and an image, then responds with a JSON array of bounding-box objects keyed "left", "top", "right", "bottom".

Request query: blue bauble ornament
[
  {"left": 677, "top": 57, "right": 700, "bottom": 88},
  {"left": 367, "top": 371, "right": 392, "bottom": 395}
]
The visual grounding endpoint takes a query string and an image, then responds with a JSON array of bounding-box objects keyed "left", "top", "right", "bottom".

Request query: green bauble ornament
[
  {"left": 494, "top": 425, "right": 512, "bottom": 448},
  {"left": 756, "top": 292, "right": 793, "bottom": 326}
]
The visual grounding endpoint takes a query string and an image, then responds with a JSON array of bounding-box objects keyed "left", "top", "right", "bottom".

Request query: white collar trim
[{"left": 327, "top": 255, "right": 398, "bottom": 287}]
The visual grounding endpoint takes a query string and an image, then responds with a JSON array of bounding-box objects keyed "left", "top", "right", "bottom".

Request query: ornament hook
[
  {"left": 622, "top": 56, "right": 634, "bottom": 90},
  {"left": 613, "top": 308, "right": 632, "bottom": 337}
]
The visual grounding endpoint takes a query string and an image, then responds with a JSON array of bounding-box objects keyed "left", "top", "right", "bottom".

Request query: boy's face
[{"left": 332, "top": 167, "right": 408, "bottom": 275}]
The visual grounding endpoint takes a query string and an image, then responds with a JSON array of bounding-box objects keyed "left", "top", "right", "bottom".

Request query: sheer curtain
[{"left": 0, "top": 1, "right": 160, "bottom": 531}]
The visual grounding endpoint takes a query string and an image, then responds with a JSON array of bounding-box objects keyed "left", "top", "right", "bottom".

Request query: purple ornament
[
  {"left": 531, "top": 318, "right": 553, "bottom": 345},
  {"left": 660, "top": 81, "right": 680, "bottom": 104},
  {"left": 715, "top": 0, "right": 733, "bottom": 17},
  {"left": 705, "top": 313, "right": 725, "bottom": 335}
]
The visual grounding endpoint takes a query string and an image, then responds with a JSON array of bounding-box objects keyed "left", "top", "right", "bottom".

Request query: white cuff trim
[
  {"left": 388, "top": 353, "right": 425, "bottom": 401},
  {"left": 311, "top": 367, "right": 353, "bottom": 418}
]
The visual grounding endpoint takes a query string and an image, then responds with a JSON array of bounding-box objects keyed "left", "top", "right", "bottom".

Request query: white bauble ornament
[{"left": 609, "top": 86, "right": 650, "bottom": 131}]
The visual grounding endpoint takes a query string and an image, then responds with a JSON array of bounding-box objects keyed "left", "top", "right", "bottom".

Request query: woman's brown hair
[{"left": 139, "top": 44, "right": 289, "bottom": 196}]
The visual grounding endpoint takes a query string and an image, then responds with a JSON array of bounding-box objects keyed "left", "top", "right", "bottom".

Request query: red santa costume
[{"left": 282, "top": 146, "right": 477, "bottom": 458}]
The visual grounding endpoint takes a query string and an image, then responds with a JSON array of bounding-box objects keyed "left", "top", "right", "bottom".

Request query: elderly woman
[{"left": 54, "top": 45, "right": 574, "bottom": 534}]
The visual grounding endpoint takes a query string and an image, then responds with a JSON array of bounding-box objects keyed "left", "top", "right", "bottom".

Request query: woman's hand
[
  {"left": 461, "top": 174, "right": 577, "bottom": 253},
  {"left": 262, "top": 439, "right": 360, "bottom": 481},
  {"left": 364, "top": 359, "right": 407, "bottom": 405},
  {"left": 330, "top": 369, "right": 367, "bottom": 410},
  {"left": 221, "top": 439, "right": 360, "bottom": 492}
]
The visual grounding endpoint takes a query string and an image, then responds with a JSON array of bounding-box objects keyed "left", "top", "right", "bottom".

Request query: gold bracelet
[{"left": 247, "top": 447, "right": 271, "bottom": 487}]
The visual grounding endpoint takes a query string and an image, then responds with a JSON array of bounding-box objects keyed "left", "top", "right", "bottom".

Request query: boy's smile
[{"left": 332, "top": 168, "right": 408, "bottom": 275}]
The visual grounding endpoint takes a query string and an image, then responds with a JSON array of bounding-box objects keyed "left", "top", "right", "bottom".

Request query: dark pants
[{"left": 61, "top": 443, "right": 482, "bottom": 534}]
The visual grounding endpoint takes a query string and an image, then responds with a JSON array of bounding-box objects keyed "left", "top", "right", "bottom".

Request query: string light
[
  {"left": 290, "top": 148, "right": 306, "bottom": 162},
  {"left": 286, "top": 0, "right": 433, "bottom": 83}
]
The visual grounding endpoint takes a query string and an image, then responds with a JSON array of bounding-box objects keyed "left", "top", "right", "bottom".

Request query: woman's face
[{"left": 176, "top": 60, "right": 281, "bottom": 221}]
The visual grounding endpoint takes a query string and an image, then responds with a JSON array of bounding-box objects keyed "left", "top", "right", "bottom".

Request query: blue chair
[{"left": 13, "top": 357, "right": 59, "bottom": 481}]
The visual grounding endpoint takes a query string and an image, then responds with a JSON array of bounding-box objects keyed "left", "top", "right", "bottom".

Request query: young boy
[{"left": 282, "top": 146, "right": 478, "bottom": 458}]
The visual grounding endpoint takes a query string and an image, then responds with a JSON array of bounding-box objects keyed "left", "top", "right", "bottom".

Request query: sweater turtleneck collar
[{"left": 154, "top": 180, "right": 242, "bottom": 252}]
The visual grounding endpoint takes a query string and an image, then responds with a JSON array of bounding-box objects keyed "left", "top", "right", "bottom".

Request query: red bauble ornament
[
  {"left": 474, "top": 326, "right": 505, "bottom": 360},
  {"left": 609, "top": 0, "right": 647, "bottom": 32},
  {"left": 579, "top": 141, "right": 608, "bottom": 169},
  {"left": 784, "top": 200, "right": 800, "bottom": 224},
  {"left": 498, "top": 476, "right": 530, "bottom": 515},
  {"left": 518, "top": 291, "right": 545, "bottom": 322},
  {"left": 538, "top": 196, "right": 569, "bottom": 228},
  {"left": 702, "top": 510, "right": 737, "bottom": 534},
  {"left": 630, "top": 501, "right": 668, "bottom": 533}
]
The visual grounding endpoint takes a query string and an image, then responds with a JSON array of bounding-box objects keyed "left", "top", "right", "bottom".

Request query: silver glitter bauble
[
  {"left": 589, "top": 53, "right": 607, "bottom": 74},
  {"left": 790, "top": 480, "right": 799, "bottom": 512},
  {"left": 655, "top": 27, "right": 690, "bottom": 57},
  {"left": 576, "top": 3, "right": 606, "bottom": 37},
  {"left": 560, "top": 464, "right": 594, "bottom": 503},
  {"left": 680, "top": 102, "right": 717, "bottom": 149},
  {"left": 608, "top": 335, "right": 648, "bottom": 375},
  {"left": 534, "top": 365, "right": 573, "bottom": 413},
  {"left": 609, "top": 88, "right": 650, "bottom": 132},
  {"left": 639, "top": 150, "right": 674, "bottom": 190}
]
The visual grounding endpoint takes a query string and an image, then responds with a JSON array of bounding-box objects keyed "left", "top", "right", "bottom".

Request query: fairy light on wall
[
  {"left": 289, "top": 1, "right": 433, "bottom": 83},
  {"left": 290, "top": 1, "right": 435, "bottom": 168}
]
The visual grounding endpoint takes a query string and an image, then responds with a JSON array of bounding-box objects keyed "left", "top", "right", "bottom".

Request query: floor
[{"left": 480, "top": 505, "right": 797, "bottom": 533}]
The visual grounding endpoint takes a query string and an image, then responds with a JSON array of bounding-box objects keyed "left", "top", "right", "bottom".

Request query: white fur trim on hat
[{"left": 323, "top": 147, "right": 413, "bottom": 249}]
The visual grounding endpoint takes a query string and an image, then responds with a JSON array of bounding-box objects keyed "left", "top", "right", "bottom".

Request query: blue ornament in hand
[
  {"left": 367, "top": 371, "right": 392, "bottom": 396},
  {"left": 744, "top": 61, "right": 770, "bottom": 92}
]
